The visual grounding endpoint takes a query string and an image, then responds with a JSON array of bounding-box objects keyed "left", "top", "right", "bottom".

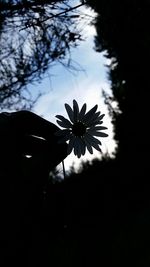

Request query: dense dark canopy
[
  {"left": 86, "top": 0, "right": 150, "bottom": 175},
  {"left": 1, "top": 1, "right": 150, "bottom": 266}
]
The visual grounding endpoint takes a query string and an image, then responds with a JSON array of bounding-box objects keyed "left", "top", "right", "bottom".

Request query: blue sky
[{"left": 30, "top": 5, "right": 116, "bottom": 172}]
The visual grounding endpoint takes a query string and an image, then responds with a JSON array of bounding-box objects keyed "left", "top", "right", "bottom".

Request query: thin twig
[
  {"left": 62, "top": 160, "right": 66, "bottom": 179},
  {"left": 36, "top": 3, "right": 86, "bottom": 24}
]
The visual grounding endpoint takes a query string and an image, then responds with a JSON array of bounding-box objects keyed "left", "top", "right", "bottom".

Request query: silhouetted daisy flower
[{"left": 56, "top": 100, "right": 108, "bottom": 158}]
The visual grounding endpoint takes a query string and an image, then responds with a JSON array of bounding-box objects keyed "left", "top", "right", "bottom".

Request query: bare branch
[{"left": 0, "top": 0, "right": 86, "bottom": 110}]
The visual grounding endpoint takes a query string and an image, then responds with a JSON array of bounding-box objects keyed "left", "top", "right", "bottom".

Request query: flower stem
[{"left": 62, "top": 160, "right": 66, "bottom": 179}]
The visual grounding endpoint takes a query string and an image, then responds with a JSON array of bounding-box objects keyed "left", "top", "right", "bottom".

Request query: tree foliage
[
  {"left": 86, "top": 0, "right": 150, "bottom": 173},
  {"left": 57, "top": 2, "right": 150, "bottom": 264},
  {"left": 0, "top": 0, "right": 85, "bottom": 109},
  {"left": 2, "top": 1, "right": 150, "bottom": 265}
]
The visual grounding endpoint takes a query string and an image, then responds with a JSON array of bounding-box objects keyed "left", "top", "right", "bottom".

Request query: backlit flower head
[{"left": 56, "top": 100, "right": 108, "bottom": 158}]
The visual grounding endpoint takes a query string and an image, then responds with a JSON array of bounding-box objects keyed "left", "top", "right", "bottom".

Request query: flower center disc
[{"left": 72, "top": 121, "right": 86, "bottom": 137}]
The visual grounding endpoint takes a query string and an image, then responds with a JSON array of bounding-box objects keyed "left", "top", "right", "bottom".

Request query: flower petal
[
  {"left": 87, "top": 113, "right": 105, "bottom": 127},
  {"left": 56, "top": 115, "right": 72, "bottom": 128},
  {"left": 56, "top": 115, "right": 66, "bottom": 121},
  {"left": 87, "top": 126, "right": 108, "bottom": 137},
  {"left": 80, "top": 139, "right": 86, "bottom": 156},
  {"left": 65, "top": 103, "right": 74, "bottom": 123},
  {"left": 73, "top": 99, "right": 79, "bottom": 122},
  {"left": 79, "top": 103, "right": 86, "bottom": 120},
  {"left": 85, "top": 111, "right": 100, "bottom": 125},
  {"left": 85, "top": 133, "right": 102, "bottom": 145},
  {"left": 86, "top": 142, "right": 93, "bottom": 154},
  {"left": 94, "top": 126, "right": 108, "bottom": 130},
  {"left": 73, "top": 138, "right": 78, "bottom": 156},
  {"left": 56, "top": 120, "right": 71, "bottom": 129},
  {"left": 92, "top": 132, "right": 108, "bottom": 137},
  {"left": 90, "top": 142, "right": 102, "bottom": 152},
  {"left": 87, "top": 126, "right": 108, "bottom": 134},
  {"left": 88, "top": 117, "right": 105, "bottom": 127},
  {"left": 77, "top": 138, "right": 82, "bottom": 158},
  {"left": 88, "top": 120, "right": 103, "bottom": 127},
  {"left": 76, "top": 137, "right": 82, "bottom": 158},
  {"left": 78, "top": 137, "right": 86, "bottom": 156},
  {"left": 83, "top": 105, "right": 98, "bottom": 123},
  {"left": 98, "top": 114, "right": 105, "bottom": 121},
  {"left": 84, "top": 136, "right": 93, "bottom": 154},
  {"left": 85, "top": 133, "right": 102, "bottom": 152}
]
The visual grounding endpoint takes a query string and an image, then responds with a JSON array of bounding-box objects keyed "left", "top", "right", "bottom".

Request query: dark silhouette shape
[
  {"left": 0, "top": 110, "right": 67, "bottom": 171},
  {"left": 2, "top": 1, "right": 150, "bottom": 266},
  {"left": 86, "top": 0, "right": 150, "bottom": 175},
  {"left": 80, "top": 0, "right": 150, "bottom": 265},
  {"left": 0, "top": 110, "right": 67, "bottom": 266}
]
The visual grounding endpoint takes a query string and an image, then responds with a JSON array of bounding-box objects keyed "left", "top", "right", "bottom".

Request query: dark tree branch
[{"left": 0, "top": 0, "right": 86, "bottom": 110}]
